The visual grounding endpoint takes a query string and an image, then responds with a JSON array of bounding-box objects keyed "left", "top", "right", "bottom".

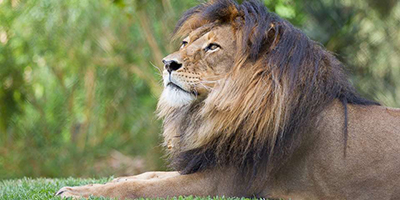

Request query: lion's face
[{"left": 160, "top": 25, "right": 236, "bottom": 107}]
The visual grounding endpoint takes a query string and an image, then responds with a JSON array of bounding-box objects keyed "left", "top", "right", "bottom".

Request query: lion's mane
[{"left": 158, "top": 0, "right": 378, "bottom": 178}]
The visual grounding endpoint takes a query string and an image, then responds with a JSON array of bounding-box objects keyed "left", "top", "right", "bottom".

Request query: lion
[{"left": 56, "top": 0, "right": 400, "bottom": 199}]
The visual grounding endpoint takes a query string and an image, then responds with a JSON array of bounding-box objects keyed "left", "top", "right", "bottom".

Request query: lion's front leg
[
  {"left": 111, "top": 171, "right": 180, "bottom": 183},
  {"left": 56, "top": 169, "right": 239, "bottom": 199},
  {"left": 56, "top": 182, "right": 127, "bottom": 199},
  {"left": 56, "top": 171, "right": 180, "bottom": 198}
]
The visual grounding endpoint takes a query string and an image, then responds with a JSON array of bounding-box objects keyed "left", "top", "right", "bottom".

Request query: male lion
[{"left": 57, "top": 0, "right": 400, "bottom": 199}]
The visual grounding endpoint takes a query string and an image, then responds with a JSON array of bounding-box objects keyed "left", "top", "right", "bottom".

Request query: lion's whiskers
[
  {"left": 198, "top": 82, "right": 213, "bottom": 92},
  {"left": 200, "top": 80, "right": 217, "bottom": 83},
  {"left": 150, "top": 62, "right": 163, "bottom": 78}
]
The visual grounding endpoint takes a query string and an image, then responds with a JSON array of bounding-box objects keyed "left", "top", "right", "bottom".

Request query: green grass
[
  {"left": 0, "top": 177, "right": 252, "bottom": 200},
  {"left": 0, "top": 177, "right": 112, "bottom": 199}
]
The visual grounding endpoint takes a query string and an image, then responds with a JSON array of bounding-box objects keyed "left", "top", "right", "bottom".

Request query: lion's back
[{"left": 305, "top": 101, "right": 400, "bottom": 199}]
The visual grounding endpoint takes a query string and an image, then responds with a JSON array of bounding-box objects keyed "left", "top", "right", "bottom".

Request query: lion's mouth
[{"left": 167, "top": 82, "right": 198, "bottom": 96}]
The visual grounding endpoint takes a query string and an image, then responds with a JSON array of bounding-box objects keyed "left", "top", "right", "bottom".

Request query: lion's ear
[
  {"left": 173, "top": 0, "right": 242, "bottom": 38},
  {"left": 226, "top": 1, "right": 241, "bottom": 23}
]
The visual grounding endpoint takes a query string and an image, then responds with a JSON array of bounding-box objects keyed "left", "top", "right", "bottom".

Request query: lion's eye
[
  {"left": 204, "top": 43, "right": 221, "bottom": 52},
  {"left": 180, "top": 41, "right": 188, "bottom": 49}
]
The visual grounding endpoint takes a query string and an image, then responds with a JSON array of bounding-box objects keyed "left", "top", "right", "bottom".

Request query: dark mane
[{"left": 162, "top": 0, "right": 379, "bottom": 181}]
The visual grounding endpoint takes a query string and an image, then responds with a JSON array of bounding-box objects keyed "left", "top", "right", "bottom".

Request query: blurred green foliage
[{"left": 0, "top": 0, "right": 399, "bottom": 179}]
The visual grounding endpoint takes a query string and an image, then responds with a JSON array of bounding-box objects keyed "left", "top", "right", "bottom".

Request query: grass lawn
[{"left": 0, "top": 177, "right": 251, "bottom": 200}]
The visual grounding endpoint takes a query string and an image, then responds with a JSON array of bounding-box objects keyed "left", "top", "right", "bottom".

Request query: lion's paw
[
  {"left": 55, "top": 186, "right": 82, "bottom": 198},
  {"left": 55, "top": 184, "right": 103, "bottom": 199}
]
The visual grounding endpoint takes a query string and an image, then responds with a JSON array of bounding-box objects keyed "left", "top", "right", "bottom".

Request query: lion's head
[
  {"left": 159, "top": 24, "right": 236, "bottom": 107},
  {"left": 158, "top": 0, "right": 378, "bottom": 176}
]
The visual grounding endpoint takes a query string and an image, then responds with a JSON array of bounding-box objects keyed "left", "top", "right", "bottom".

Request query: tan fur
[
  {"left": 56, "top": 103, "right": 400, "bottom": 199},
  {"left": 56, "top": 1, "right": 400, "bottom": 199}
]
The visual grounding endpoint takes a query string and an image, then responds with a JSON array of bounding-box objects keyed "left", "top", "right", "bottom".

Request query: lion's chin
[{"left": 159, "top": 86, "right": 195, "bottom": 107}]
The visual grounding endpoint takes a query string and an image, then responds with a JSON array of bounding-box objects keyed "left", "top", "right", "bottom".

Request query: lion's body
[
  {"left": 268, "top": 102, "right": 400, "bottom": 199},
  {"left": 56, "top": 0, "right": 400, "bottom": 199}
]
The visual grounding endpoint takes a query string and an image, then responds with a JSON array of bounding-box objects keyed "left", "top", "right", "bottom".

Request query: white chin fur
[{"left": 160, "top": 86, "right": 195, "bottom": 107}]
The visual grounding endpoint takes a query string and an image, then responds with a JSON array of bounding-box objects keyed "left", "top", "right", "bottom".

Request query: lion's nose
[{"left": 162, "top": 60, "right": 182, "bottom": 73}]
